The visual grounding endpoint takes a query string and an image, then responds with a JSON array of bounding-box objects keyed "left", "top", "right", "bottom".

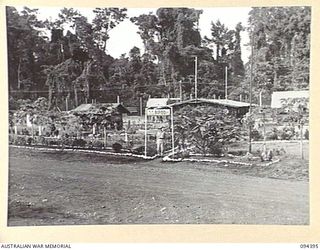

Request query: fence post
[
  {"left": 103, "top": 127, "right": 107, "bottom": 148},
  {"left": 300, "top": 124, "right": 304, "bottom": 160},
  {"left": 144, "top": 108, "right": 148, "bottom": 157}
]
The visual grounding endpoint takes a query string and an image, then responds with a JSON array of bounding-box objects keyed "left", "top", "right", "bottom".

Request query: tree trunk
[
  {"left": 17, "top": 57, "right": 21, "bottom": 90},
  {"left": 74, "top": 84, "right": 78, "bottom": 107},
  {"left": 300, "top": 124, "right": 304, "bottom": 160},
  {"left": 216, "top": 45, "right": 220, "bottom": 63},
  {"left": 273, "top": 71, "right": 278, "bottom": 89},
  {"left": 48, "top": 87, "right": 53, "bottom": 110},
  {"left": 171, "top": 63, "right": 176, "bottom": 98}
]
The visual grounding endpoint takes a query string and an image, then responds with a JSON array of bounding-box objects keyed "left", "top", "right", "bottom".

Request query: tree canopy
[{"left": 7, "top": 6, "right": 310, "bottom": 111}]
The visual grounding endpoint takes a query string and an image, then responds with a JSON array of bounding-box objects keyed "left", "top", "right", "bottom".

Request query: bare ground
[{"left": 7, "top": 146, "right": 309, "bottom": 226}]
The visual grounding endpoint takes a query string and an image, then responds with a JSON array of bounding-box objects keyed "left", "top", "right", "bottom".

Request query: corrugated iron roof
[
  {"left": 168, "top": 98, "right": 252, "bottom": 108},
  {"left": 72, "top": 104, "right": 94, "bottom": 112},
  {"left": 271, "top": 90, "right": 309, "bottom": 108},
  {"left": 71, "top": 103, "right": 129, "bottom": 114},
  {"left": 126, "top": 107, "right": 139, "bottom": 113},
  {"left": 146, "top": 98, "right": 170, "bottom": 108}
]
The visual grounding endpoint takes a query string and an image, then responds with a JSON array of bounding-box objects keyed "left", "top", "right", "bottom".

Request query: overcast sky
[{"left": 16, "top": 7, "right": 252, "bottom": 62}]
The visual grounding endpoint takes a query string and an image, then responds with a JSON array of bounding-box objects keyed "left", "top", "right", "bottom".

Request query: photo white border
[{"left": 0, "top": 0, "right": 319, "bottom": 243}]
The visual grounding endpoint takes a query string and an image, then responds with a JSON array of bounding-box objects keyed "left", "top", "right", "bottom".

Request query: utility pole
[
  {"left": 179, "top": 80, "right": 182, "bottom": 101},
  {"left": 225, "top": 66, "right": 228, "bottom": 99},
  {"left": 139, "top": 97, "right": 143, "bottom": 116},
  {"left": 249, "top": 31, "right": 254, "bottom": 154},
  {"left": 65, "top": 96, "right": 68, "bottom": 111},
  {"left": 259, "top": 91, "right": 262, "bottom": 106},
  {"left": 194, "top": 56, "right": 198, "bottom": 99}
]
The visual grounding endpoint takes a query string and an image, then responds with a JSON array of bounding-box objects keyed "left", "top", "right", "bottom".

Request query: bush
[
  {"left": 37, "top": 136, "right": 47, "bottom": 145},
  {"left": 228, "top": 149, "right": 247, "bottom": 156},
  {"left": 174, "top": 150, "right": 190, "bottom": 159},
  {"left": 48, "top": 139, "right": 60, "bottom": 146},
  {"left": 304, "top": 129, "right": 309, "bottom": 140},
  {"left": 131, "top": 145, "right": 144, "bottom": 154},
  {"left": 15, "top": 136, "right": 26, "bottom": 145},
  {"left": 251, "top": 129, "right": 262, "bottom": 141},
  {"left": 9, "top": 135, "right": 14, "bottom": 144},
  {"left": 112, "top": 142, "right": 122, "bottom": 153},
  {"left": 72, "top": 138, "right": 87, "bottom": 148},
  {"left": 92, "top": 140, "right": 104, "bottom": 149},
  {"left": 280, "top": 127, "right": 295, "bottom": 140},
  {"left": 147, "top": 147, "right": 157, "bottom": 156},
  {"left": 208, "top": 142, "right": 224, "bottom": 157},
  {"left": 266, "top": 128, "right": 279, "bottom": 140},
  {"left": 26, "top": 137, "right": 33, "bottom": 145},
  {"left": 61, "top": 137, "right": 73, "bottom": 146}
]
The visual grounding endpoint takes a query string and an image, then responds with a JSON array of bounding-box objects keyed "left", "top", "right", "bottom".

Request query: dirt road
[{"left": 8, "top": 147, "right": 309, "bottom": 226}]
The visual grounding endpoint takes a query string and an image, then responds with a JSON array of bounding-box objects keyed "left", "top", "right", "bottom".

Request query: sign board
[{"left": 147, "top": 108, "right": 171, "bottom": 116}]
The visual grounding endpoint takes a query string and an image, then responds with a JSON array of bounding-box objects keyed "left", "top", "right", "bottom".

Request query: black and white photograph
[{"left": 6, "top": 6, "right": 310, "bottom": 227}]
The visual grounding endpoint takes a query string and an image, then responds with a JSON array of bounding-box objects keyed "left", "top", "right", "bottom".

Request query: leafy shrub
[
  {"left": 48, "top": 139, "right": 60, "bottom": 146},
  {"left": 147, "top": 147, "right": 157, "bottom": 156},
  {"left": 250, "top": 129, "right": 262, "bottom": 141},
  {"left": 131, "top": 145, "right": 144, "bottom": 154},
  {"left": 112, "top": 142, "right": 122, "bottom": 153},
  {"left": 26, "top": 137, "right": 33, "bottom": 145},
  {"left": 208, "top": 142, "right": 224, "bottom": 157},
  {"left": 72, "top": 138, "right": 87, "bottom": 148},
  {"left": 228, "top": 149, "right": 247, "bottom": 156},
  {"left": 61, "top": 137, "right": 73, "bottom": 146},
  {"left": 92, "top": 140, "right": 104, "bottom": 149},
  {"left": 15, "top": 136, "right": 26, "bottom": 145},
  {"left": 21, "top": 128, "right": 30, "bottom": 136},
  {"left": 304, "top": 129, "right": 309, "bottom": 140},
  {"left": 174, "top": 150, "right": 190, "bottom": 159},
  {"left": 280, "top": 127, "right": 295, "bottom": 140},
  {"left": 266, "top": 128, "right": 278, "bottom": 140},
  {"left": 37, "top": 136, "right": 46, "bottom": 145},
  {"left": 174, "top": 106, "right": 243, "bottom": 155},
  {"left": 9, "top": 135, "right": 15, "bottom": 144}
]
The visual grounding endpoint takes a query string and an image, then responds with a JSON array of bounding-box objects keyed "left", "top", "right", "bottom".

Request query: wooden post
[
  {"left": 171, "top": 107, "right": 174, "bottom": 157},
  {"left": 179, "top": 80, "right": 182, "bottom": 101},
  {"left": 259, "top": 91, "right": 262, "bottom": 107},
  {"left": 300, "top": 124, "right": 304, "bottom": 160},
  {"left": 93, "top": 123, "right": 96, "bottom": 135},
  {"left": 31, "top": 124, "right": 34, "bottom": 139},
  {"left": 103, "top": 126, "right": 107, "bottom": 148},
  {"left": 263, "top": 112, "right": 266, "bottom": 152},
  {"left": 225, "top": 66, "right": 228, "bottom": 99},
  {"left": 65, "top": 96, "right": 69, "bottom": 111},
  {"left": 140, "top": 97, "right": 143, "bottom": 117},
  {"left": 74, "top": 87, "right": 78, "bottom": 107},
  {"left": 144, "top": 108, "right": 148, "bottom": 157},
  {"left": 194, "top": 56, "right": 198, "bottom": 99},
  {"left": 13, "top": 125, "right": 17, "bottom": 144},
  {"left": 249, "top": 31, "right": 254, "bottom": 154}
]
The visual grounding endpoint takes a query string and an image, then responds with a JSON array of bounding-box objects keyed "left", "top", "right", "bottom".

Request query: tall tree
[
  {"left": 6, "top": 7, "right": 46, "bottom": 92},
  {"left": 131, "top": 8, "right": 203, "bottom": 97},
  {"left": 92, "top": 8, "right": 127, "bottom": 52},
  {"left": 204, "top": 20, "right": 234, "bottom": 63},
  {"left": 248, "top": 7, "right": 311, "bottom": 96}
]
